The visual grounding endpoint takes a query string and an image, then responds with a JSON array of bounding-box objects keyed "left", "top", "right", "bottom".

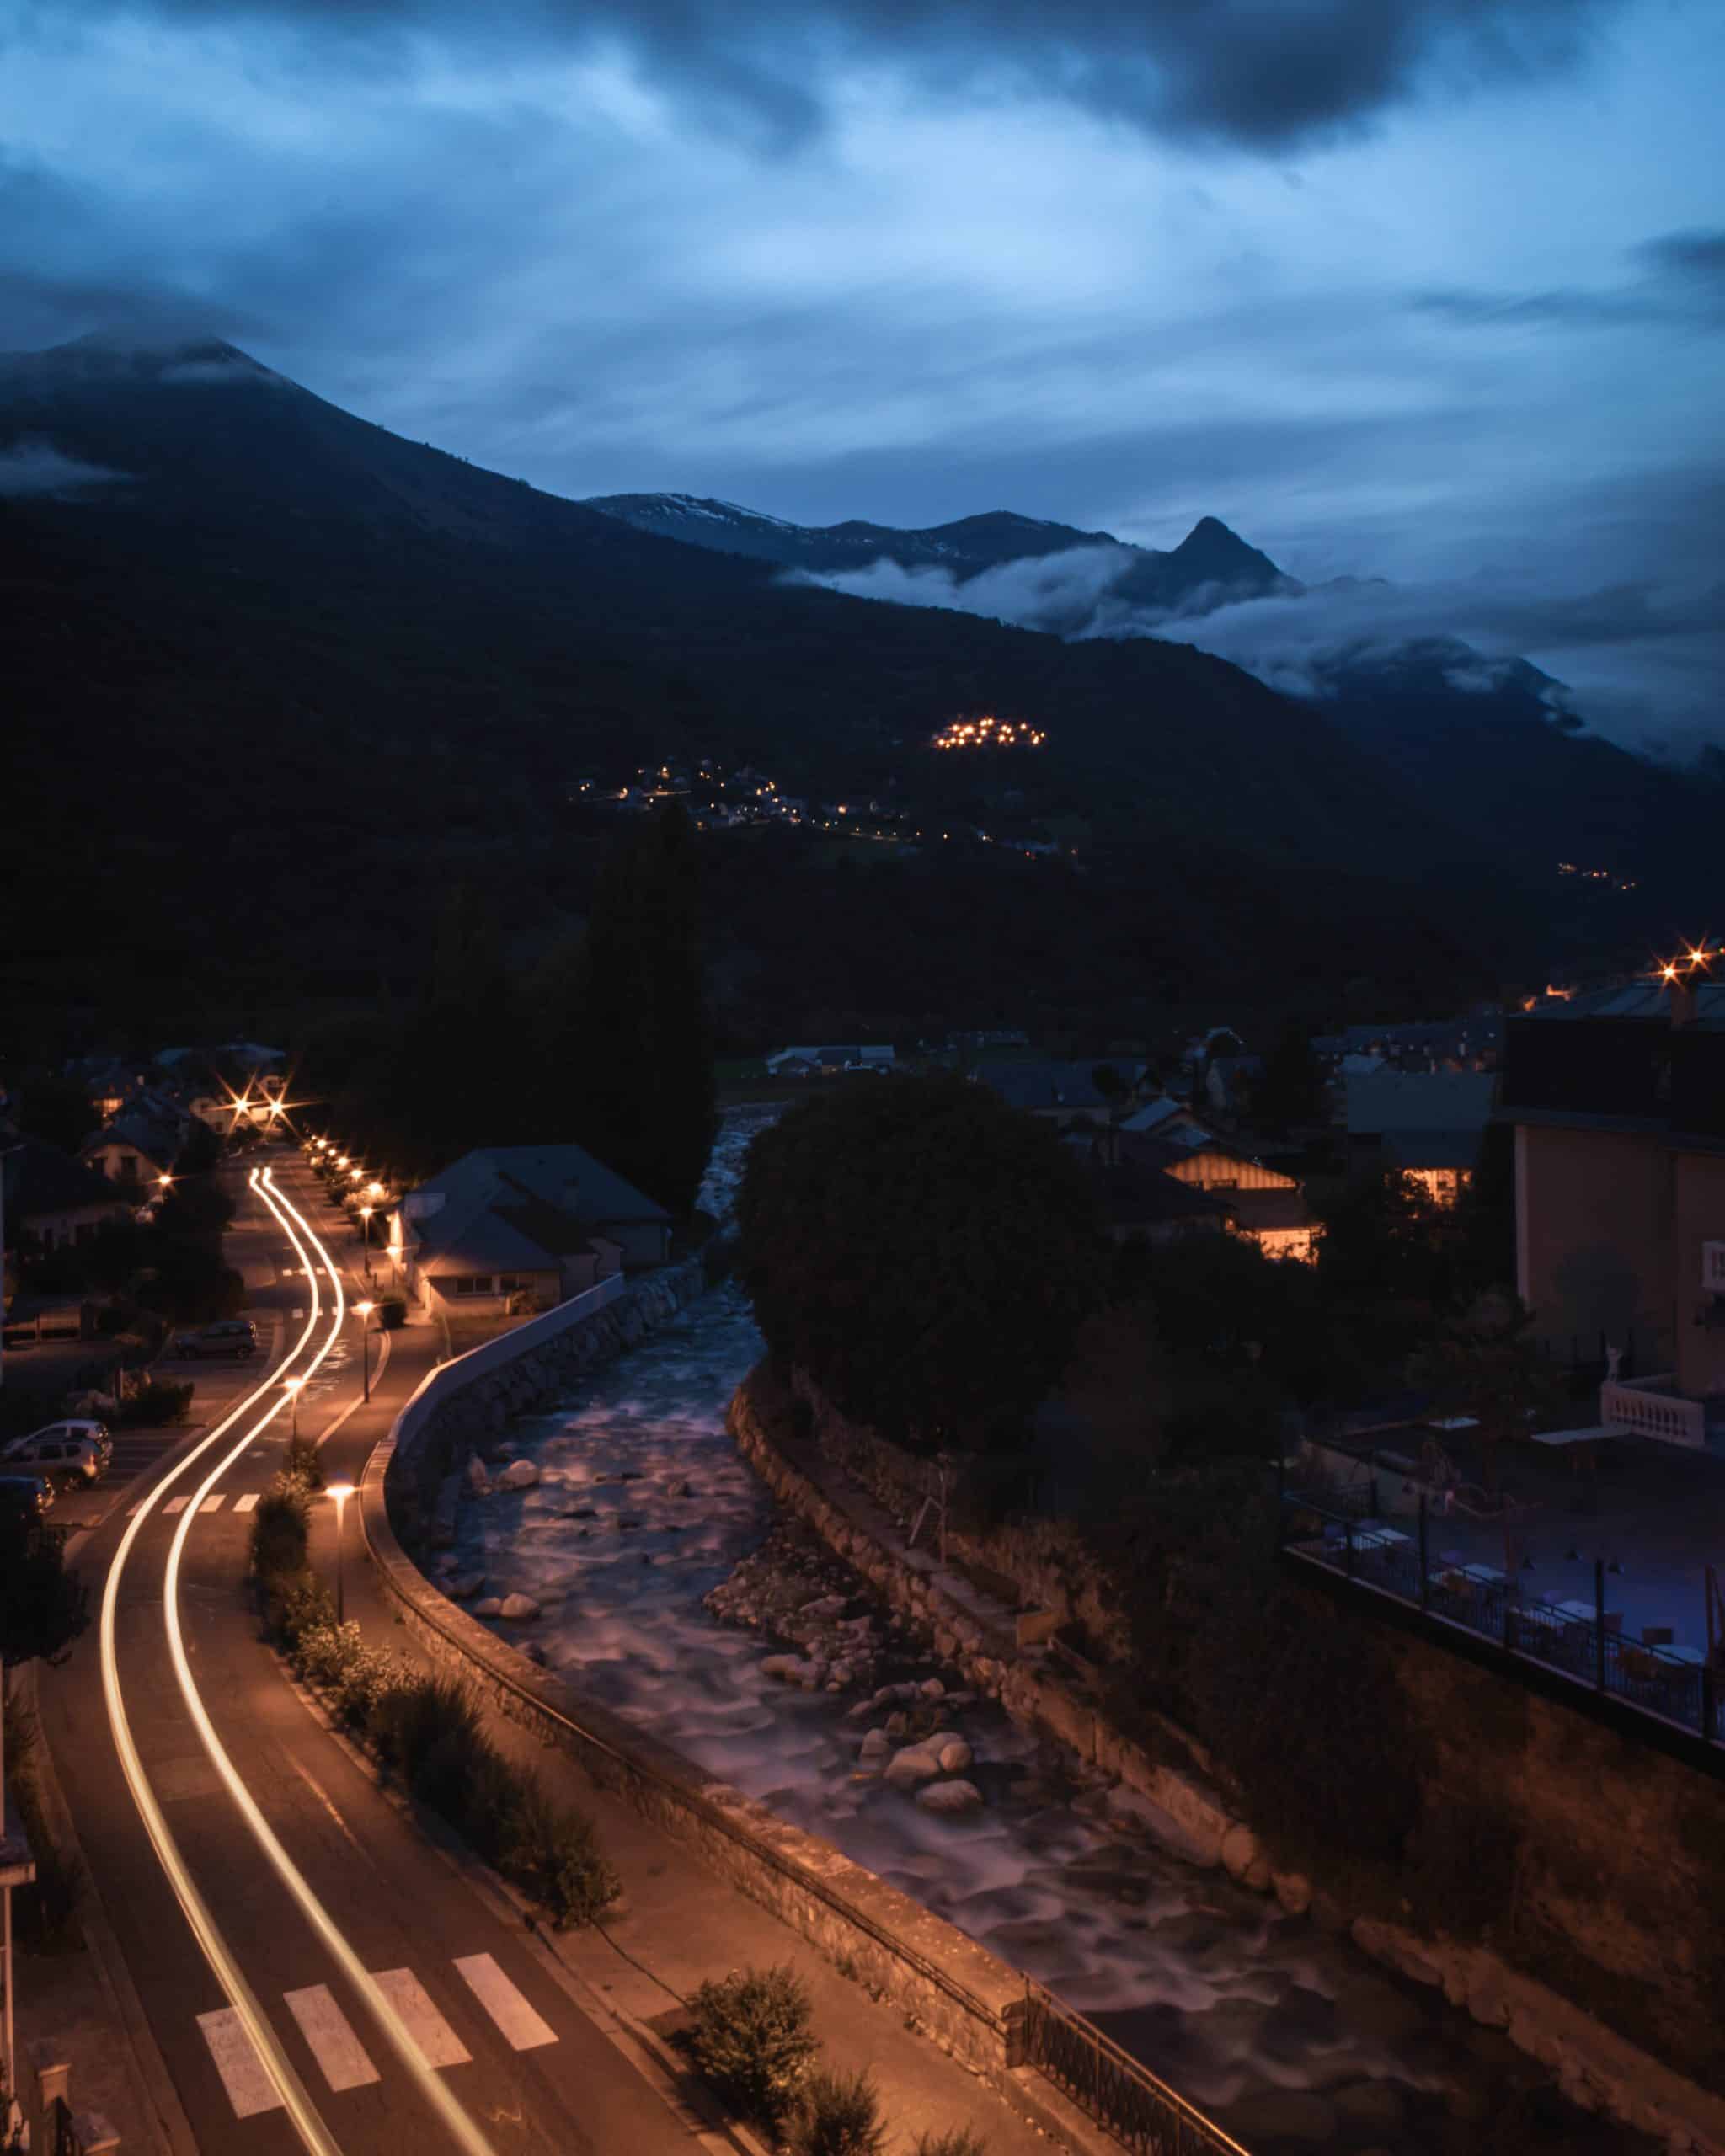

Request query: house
[
  {"left": 3, "top": 1139, "right": 133, "bottom": 1254},
  {"left": 1314, "top": 1012, "right": 1502, "bottom": 1074},
  {"left": 975, "top": 1060, "right": 1143, "bottom": 1126},
  {"left": 1344, "top": 1069, "right": 1498, "bottom": 1205},
  {"left": 1119, "top": 1131, "right": 1317, "bottom": 1261},
  {"left": 80, "top": 1110, "right": 183, "bottom": 1192},
  {"left": 390, "top": 1144, "right": 671, "bottom": 1315},
  {"left": 1073, "top": 1135, "right": 1233, "bottom": 1246},
  {"left": 1119, "top": 1094, "right": 1212, "bottom": 1147},
  {"left": 1501, "top": 975, "right": 1725, "bottom": 1444},
  {"left": 766, "top": 1044, "right": 895, "bottom": 1074}
]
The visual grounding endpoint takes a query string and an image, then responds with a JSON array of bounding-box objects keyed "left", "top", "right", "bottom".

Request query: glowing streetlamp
[
  {"left": 358, "top": 1205, "right": 375, "bottom": 1279},
  {"left": 355, "top": 1300, "right": 376, "bottom": 1401},
  {"left": 281, "top": 1374, "right": 307, "bottom": 1442},
  {"left": 157, "top": 1172, "right": 173, "bottom": 1191},
  {"left": 326, "top": 1481, "right": 356, "bottom": 1625}
]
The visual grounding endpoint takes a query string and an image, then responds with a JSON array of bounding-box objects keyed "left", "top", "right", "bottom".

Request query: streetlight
[
  {"left": 358, "top": 1206, "right": 375, "bottom": 1279},
  {"left": 326, "top": 1481, "right": 355, "bottom": 1625},
  {"left": 282, "top": 1374, "right": 306, "bottom": 1441},
  {"left": 354, "top": 1301, "right": 376, "bottom": 1402}
]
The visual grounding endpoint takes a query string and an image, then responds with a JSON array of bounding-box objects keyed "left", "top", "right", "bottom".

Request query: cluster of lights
[
  {"left": 1557, "top": 862, "right": 1639, "bottom": 891},
  {"left": 1654, "top": 943, "right": 1722, "bottom": 985},
  {"left": 932, "top": 715, "right": 1047, "bottom": 751}
]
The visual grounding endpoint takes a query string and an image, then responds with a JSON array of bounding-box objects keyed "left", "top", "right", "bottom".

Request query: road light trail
[
  {"left": 100, "top": 1166, "right": 344, "bottom": 2156},
  {"left": 163, "top": 1164, "right": 502, "bottom": 2156}
]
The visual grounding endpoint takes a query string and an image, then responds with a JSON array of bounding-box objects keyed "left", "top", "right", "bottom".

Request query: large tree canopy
[{"left": 736, "top": 1074, "right": 1108, "bottom": 1449}]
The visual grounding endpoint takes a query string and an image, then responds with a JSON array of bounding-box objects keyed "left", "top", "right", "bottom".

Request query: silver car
[{"left": 2, "top": 1420, "right": 113, "bottom": 1485}]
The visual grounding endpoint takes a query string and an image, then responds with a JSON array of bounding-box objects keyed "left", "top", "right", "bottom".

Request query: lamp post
[
  {"left": 358, "top": 1205, "right": 375, "bottom": 1280},
  {"left": 354, "top": 1301, "right": 375, "bottom": 1403},
  {"left": 282, "top": 1374, "right": 306, "bottom": 1442},
  {"left": 326, "top": 1481, "right": 355, "bottom": 1625}
]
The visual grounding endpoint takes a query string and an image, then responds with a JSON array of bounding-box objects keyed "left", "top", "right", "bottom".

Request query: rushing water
[{"left": 452, "top": 1109, "right": 1641, "bottom": 2156}]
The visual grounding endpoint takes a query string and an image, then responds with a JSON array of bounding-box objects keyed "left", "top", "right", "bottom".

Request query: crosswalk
[
  {"left": 197, "top": 1953, "right": 555, "bottom": 2116},
  {"left": 131, "top": 1489, "right": 264, "bottom": 1518}
]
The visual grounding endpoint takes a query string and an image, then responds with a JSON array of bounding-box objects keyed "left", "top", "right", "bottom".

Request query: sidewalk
[{"left": 310, "top": 1288, "right": 1067, "bottom": 2155}]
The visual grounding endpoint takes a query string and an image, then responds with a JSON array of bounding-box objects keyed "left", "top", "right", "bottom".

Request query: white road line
[
  {"left": 371, "top": 1970, "right": 471, "bottom": 2070},
  {"left": 163, "top": 1496, "right": 191, "bottom": 1514},
  {"left": 454, "top": 1954, "right": 558, "bottom": 2052},
  {"left": 233, "top": 1493, "right": 260, "bottom": 1513},
  {"left": 285, "top": 1985, "right": 382, "bottom": 2092},
  {"left": 198, "top": 2006, "right": 286, "bottom": 2118},
  {"left": 200, "top": 1493, "right": 226, "bottom": 1513}
]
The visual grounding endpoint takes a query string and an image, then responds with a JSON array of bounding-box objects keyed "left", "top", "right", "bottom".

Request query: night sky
[{"left": 4, "top": 0, "right": 1721, "bottom": 745}]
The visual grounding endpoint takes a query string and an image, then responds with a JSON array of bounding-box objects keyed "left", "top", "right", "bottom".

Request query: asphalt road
[{"left": 40, "top": 1150, "right": 712, "bottom": 2156}]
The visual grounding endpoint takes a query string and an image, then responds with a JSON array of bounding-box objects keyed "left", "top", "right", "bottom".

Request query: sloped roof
[
  {"left": 1345, "top": 1069, "right": 1496, "bottom": 1135},
  {"left": 80, "top": 1113, "right": 178, "bottom": 1169},
  {"left": 3, "top": 1138, "right": 129, "bottom": 1225},
  {"left": 1530, "top": 980, "right": 1725, "bottom": 1028},
  {"left": 412, "top": 1144, "right": 670, "bottom": 1224},
  {"left": 1084, "top": 1156, "right": 1232, "bottom": 1230},
  {"left": 976, "top": 1060, "right": 1115, "bottom": 1112},
  {"left": 1384, "top": 1129, "right": 1486, "bottom": 1171}
]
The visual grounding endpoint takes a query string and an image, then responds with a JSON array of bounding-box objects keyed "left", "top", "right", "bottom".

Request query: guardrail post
[{"left": 1594, "top": 1559, "right": 1607, "bottom": 1692}]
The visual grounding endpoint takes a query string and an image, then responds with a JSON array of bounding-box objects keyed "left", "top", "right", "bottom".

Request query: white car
[{"left": 3, "top": 1419, "right": 113, "bottom": 1485}]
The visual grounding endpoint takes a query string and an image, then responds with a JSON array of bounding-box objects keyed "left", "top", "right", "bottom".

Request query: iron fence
[
  {"left": 1282, "top": 1492, "right": 1721, "bottom": 1749},
  {"left": 1017, "top": 1985, "right": 1251, "bottom": 2156}
]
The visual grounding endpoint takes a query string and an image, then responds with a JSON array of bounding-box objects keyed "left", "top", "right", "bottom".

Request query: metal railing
[
  {"left": 1017, "top": 1985, "right": 1251, "bottom": 2155},
  {"left": 1281, "top": 1492, "right": 1721, "bottom": 1750}
]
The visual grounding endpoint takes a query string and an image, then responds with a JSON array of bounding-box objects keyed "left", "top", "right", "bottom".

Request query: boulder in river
[
  {"left": 919, "top": 1678, "right": 945, "bottom": 1700},
  {"left": 935, "top": 1737, "right": 973, "bottom": 1774},
  {"left": 916, "top": 1780, "right": 983, "bottom": 1817},
  {"left": 473, "top": 1597, "right": 504, "bottom": 1617},
  {"left": 857, "top": 1729, "right": 891, "bottom": 1771},
  {"left": 446, "top": 1572, "right": 487, "bottom": 1600},
  {"left": 885, "top": 1744, "right": 942, "bottom": 1789},
  {"left": 498, "top": 1593, "right": 542, "bottom": 1621},
  {"left": 465, "top": 1454, "right": 489, "bottom": 1496},
  {"left": 496, "top": 1460, "right": 541, "bottom": 1491}
]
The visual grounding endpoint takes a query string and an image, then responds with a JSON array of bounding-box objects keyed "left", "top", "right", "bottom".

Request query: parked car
[
  {"left": 172, "top": 1317, "right": 259, "bottom": 1360},
  {"left": 0, "top": 1473, "right": 56, "bottom": 1520},
  {"left": 2, "top": 1420, "right": 112, "bottom": 1485}
]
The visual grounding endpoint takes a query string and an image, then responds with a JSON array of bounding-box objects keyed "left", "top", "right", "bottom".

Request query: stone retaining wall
[{"left": 734, "top": 1368, "right": 1725, "bottom": 2156}]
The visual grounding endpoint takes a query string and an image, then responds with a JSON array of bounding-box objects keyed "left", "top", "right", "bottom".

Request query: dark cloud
[
  {"left": 0, "top": 437, "right": 130, "bottom": 495},
  {"left": 35, "top": 0, "right": 1627, "bottom": 151}
]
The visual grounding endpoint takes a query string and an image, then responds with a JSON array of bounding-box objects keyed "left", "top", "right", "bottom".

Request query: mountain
[
  {"left": 0, "top": 332, "right": 1658, "bottom": 1050},
  {"left": 583, "top": 494, "right": 1291, "bottom": 616}
]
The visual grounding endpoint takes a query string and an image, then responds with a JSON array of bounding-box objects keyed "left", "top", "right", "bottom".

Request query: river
[{"left": 450, "top": 1107, "right": 1642, "bottom": 2156}]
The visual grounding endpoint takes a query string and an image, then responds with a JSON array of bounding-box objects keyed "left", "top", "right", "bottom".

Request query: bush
[
  {"left": 116, "top": 1376, "right": 195, "bottom": 1427},
  {"left": 687, "top": 1964, "right": 819, "bottom": 2127},
  {"left": 494, "top": 1774, "right": 622, "bottom": 1929},
  {"left": 912, "top": 2130, "right": 990, "bottom": 2156},
  {"left": 377, "top": 1297, "right": 408, "bottom": 1331},
  {"left": 793, "top": 2068, "right": 887, "bottom": 2156},
  {"left": 249, "top": 1485, "right": 310, "bottom": 1585},
  {"left": 270, "top": 1572, "right": 337, "bottom": 1653},
  {"left": 283, "top": 1435, "right": 324, "bottom": 1491}
]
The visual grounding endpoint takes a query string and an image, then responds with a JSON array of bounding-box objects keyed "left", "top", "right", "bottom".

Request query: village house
[
  {"left": 1344, "top": 1068, "right": 1498, "bottom": 1206},
  {"left": 1502, "top": 975, "right": 1725, "bottom": 1447},
  {"left": 1118, "top": 1129, "right": 1318, "bottom": 1262},
  {"left": 80, "top": 1107, "right": 184, "bottom": 1191},
  {"left": 3, "top": 1138, "right": 134, "bottom": 1254},
  {"left": 388, "top": 1144, "right": 670, "bottom": 1318},
  {"left": 766, "top": 1043, "right": 896, "bottom": 1075}
]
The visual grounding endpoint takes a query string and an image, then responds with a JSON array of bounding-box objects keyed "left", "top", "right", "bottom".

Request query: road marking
[
  {"left": 371, "top": 1970, "right": 471, "bottom": 2069},
  {"left": 454, "top": 1955, "right": 558, "bottom": 2052},
  {"left": 200, "top": 1493, "right": 226, "bottom": 1513},
  {"left": 233, "top": 1493, "right": 260, "bottom": 1513},
  {"left": 163, "top": 1496, "right": 191, "bottom": 1514},
  {"left": 199, "top": 2006, "right": 287, "bottom": 2118},
  {"left": 285, "top": 1985, "right": 381, "bottom": 2092}
]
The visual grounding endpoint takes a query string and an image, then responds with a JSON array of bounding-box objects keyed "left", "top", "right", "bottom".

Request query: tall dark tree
[
  {"left": 568, "top": 803, "right": 716, "bottom": 1213},
  {"left": 736, "top": 1074, "right": 1109, "bottom": 1449},
  {"left": 1252, "top": 1021, "right": 1325, "bottom": 1134}
]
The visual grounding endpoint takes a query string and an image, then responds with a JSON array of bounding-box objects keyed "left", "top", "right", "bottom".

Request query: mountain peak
[{"left": 1167, "top": 515, "right": 1284, "bottom": 587}]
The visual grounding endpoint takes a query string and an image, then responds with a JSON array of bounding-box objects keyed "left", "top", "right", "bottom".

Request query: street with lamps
[
  {"left": 354, "top": 1300, "right": 377, "bottom": 1401},
  {"left": 326, "top": 1481, "right": 356, "bottom": 1624}
]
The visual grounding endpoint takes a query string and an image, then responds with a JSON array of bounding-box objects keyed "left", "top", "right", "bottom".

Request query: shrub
[
  {"left": 377, "top": 1297, "right": 408, "bottom": 1331},
  {"left": 370, "top": 1674, "right": 485, "bottom": 1793},
  {"left": 283, "top": 1435, "right": 324, "bottom": 1491},
  {"left": 494, "top": 1774, "right": 621, "bottom": 1929},
  {"left": 270, "top": 1572, "right": 337, "bottom": 1653},
  {"left": 793, "top": 2068, "right": 888, "bottom": 2156},
  {"left": 912, "top": 2128, "right": 990, "bottom": 2156},
  {"left": 687, "top": 1964, "right": 818, "bottom": 2127},
  {"left": 116, "top": 1376, "right": 195, "bottom": 1427},
  {"left": 249, "top": 1485, "right": 310, "bottom": 1584}
]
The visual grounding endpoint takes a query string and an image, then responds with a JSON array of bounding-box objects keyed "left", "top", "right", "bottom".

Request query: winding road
[{"left": 40, "top": 1154, "right": 716, "bottom": 2156}]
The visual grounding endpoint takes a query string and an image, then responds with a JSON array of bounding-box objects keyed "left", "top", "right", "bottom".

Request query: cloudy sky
[{"left": 4, "top": 0, "right": 1721, "bottom": 745}]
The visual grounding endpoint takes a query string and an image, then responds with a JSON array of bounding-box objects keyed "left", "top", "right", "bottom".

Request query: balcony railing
[{"left": 1599, "top": 1375, "right": 1706, "bottom": 1449}]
